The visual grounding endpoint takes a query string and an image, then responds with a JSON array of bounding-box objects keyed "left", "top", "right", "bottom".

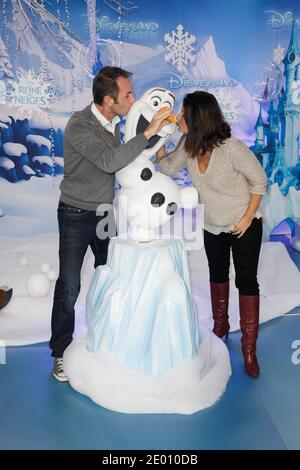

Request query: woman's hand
[
  {"left": 232, "top": 214, "right": 254, "bottom": 238},
  {"left": 155, "top": 146, "right": 167, "bottom": 162}
]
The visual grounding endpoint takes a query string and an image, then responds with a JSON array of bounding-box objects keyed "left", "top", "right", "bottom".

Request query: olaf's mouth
[{"left": 136, "top": 114, "right": 161, "bottom": 149}]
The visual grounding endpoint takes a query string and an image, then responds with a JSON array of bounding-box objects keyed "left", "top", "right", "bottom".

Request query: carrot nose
[{"left": 159, "top": 106, "right": 177, "bottom": 123}]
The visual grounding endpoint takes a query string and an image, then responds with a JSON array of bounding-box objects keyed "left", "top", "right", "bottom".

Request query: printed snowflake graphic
[
  {"left": 9, "top": 69, "right": 54, "bottom": 120},
  {"left": 209, "top": 87, "right": 241, "bottom": 124},
  {"left": 164, "top": 24, "right": 196, "bottom": 72}
]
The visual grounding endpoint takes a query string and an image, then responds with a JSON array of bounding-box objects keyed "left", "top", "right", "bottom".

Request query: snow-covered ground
[
  {"left": 0, "top": 232, "right": 88, "bottom": 345},
  {"left": 189, "top": 241, "right": 300, "bottom": 331},
  {"left": 1, "top": 231, "right": 300, "bottom": 346},
  {"left": 0, "top": 175, "right": 61, "bottom": 237}
]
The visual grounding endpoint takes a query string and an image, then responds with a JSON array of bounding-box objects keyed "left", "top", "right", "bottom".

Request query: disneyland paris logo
[
  {"left": 165, "top": 74, "right": 240, "bottom": 124},
  {"left": 265, "top": 10, "right": 300, "bottom": 29},
  {"left": 97, "top": 15, "right": 159, "bottom": 39},
  {"left": 165, "top": 72, "right": 238, "bottom": 90}
]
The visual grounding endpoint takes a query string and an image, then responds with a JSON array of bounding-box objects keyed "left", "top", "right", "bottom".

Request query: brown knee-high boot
[
  {"left": 210, "top": 282, "right": 230, "bottom": 339},
  {"left": 239, "top": 294, "right": 260, "bottom": 378}
]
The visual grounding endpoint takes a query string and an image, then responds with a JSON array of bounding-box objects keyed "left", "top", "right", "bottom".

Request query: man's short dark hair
[{"left": 93, "top": 66, "right": 132, "bottom": 105}]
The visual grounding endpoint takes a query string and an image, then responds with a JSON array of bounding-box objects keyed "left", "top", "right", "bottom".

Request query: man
[{"left": 50, "top": 66, "right": 171, "bottom": 381}]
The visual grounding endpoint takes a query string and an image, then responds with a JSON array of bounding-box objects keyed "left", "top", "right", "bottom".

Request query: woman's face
[{"left": 176, "top": 108, "right": 188, "bottom": 133}]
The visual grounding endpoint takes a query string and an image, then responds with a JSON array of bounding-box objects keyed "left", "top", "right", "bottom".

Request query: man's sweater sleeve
[{"left": 66, "top": 120, "right": 149, "bottom": 174}]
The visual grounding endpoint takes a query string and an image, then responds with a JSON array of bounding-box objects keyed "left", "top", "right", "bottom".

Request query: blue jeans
[{"left": 49, "top": 201, "right": 113, "bottom": 357}]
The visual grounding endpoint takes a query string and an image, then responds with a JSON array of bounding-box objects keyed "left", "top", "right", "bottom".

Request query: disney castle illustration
[{"left": 251, "top": 20, "right": 300, "bottom": 195}]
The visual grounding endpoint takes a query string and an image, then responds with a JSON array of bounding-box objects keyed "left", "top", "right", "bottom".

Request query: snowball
[
  {"left": 0, "top": 208, "right": 4, "bottom": 217},
  {"left": 26, "top": 274, "right": 50, "bottom": 298},
  {"left": 40, "top": 263, "right": 51, "bottom": 273},
  {"left": 47, "top": 270, "right": 58, "bottom": 282},
  {"left": 19, "top": 256, "right": 29, "bottom": 267}
]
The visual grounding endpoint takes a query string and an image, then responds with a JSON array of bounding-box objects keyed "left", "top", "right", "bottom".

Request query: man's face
[{"left": 111, "top": 76, "right": 135, "bottom": 117}]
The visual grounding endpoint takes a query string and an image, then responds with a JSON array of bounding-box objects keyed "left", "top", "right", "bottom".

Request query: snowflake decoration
[
  {"left": 209, "top": 87, "right": 241, "bottom": 124},
  {"left": 164, "top": 24, "right": 196, "bottom": 73},
  {"left": 9, "top": 69, "right": 54, "bottom": 120},
  {"left": 273, "top": 44, "right": 285, "bottom": 65}
]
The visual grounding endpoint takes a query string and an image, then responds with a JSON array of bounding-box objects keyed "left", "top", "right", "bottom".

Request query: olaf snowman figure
[
  {"left": 64, "top": 88, "right": 231, "bottom": 414},
  {"left": 116, "top": 87, "right": 198, "bottom": 242}
]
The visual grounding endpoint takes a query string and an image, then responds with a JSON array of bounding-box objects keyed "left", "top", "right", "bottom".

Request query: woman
[{"left": 156, "top": 91, "right": 266, "bottom": 378}]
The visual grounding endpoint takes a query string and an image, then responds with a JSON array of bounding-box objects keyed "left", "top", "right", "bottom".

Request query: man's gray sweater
[{"left": 60, "top": 104, "right": 148, "bottom": 210}]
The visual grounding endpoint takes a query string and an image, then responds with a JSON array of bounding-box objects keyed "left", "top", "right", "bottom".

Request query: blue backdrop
[{"left": 0, "top": 0, "right": 300, "bottom": 238}]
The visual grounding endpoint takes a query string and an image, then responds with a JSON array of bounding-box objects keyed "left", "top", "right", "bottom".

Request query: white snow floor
[{"left": 1, "top": 234, "right": 300, "bottom": 346}]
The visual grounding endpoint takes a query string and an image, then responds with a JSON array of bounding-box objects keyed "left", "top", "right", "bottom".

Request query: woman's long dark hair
[{"left": 183, "top": 91, "right": 231, "bottom": 158}]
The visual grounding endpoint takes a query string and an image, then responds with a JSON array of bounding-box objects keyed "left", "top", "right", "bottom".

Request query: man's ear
[{"left": 103, "top": 95, "right": 114, "bottom": 108}]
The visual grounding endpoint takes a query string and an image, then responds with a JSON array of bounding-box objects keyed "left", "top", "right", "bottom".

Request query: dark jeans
[
  {"left": 49, "top": 201, "right": 113, "bottom": 357},
  {"left": 203, "top": 218, "right": 263, "bottom": 296}
]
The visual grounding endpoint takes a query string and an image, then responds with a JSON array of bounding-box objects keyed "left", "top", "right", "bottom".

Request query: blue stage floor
[{"left": 1, "top": 240, "right": 300, "bottom": 450}]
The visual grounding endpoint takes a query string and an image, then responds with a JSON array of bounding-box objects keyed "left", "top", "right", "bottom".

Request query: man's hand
[
  {"left": 231, "top": 214, "right": 254, "bottom": 238},
  {"left": 144, "top": 108, "right": 172, "bottom": 141}
]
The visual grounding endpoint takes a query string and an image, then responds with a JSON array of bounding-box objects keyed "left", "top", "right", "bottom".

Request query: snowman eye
[
  {"left": 151, "top": 96, "right": 162, "bottom": 107},
  {"left": 140, "top": 168, "right": 152, "bottom": 181}
]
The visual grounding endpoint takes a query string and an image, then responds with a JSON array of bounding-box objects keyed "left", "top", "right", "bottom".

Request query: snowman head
[{"left": 124, "top": 87, "right": 177, "bottom": 160}]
